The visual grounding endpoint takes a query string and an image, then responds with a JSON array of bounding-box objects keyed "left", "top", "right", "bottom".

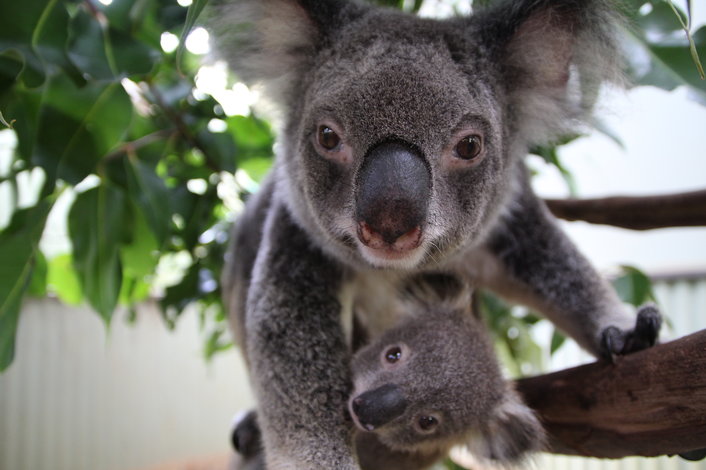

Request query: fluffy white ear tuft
[
  {"left": 467, "top": 390, "right": 545, "bottom": 464},
  {"left": 204, "top": 0, "right": 343, "bottom": 105},
  {"left": 481, "top": 0, "right": 625, "bottom": 147}
]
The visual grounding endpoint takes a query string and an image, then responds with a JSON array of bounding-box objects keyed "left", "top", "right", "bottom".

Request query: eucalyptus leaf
[
  {"left": 0, "top": 200, "right": 52, "bottom": 371},
  {"left": 68, "top": 184, "right": 129, "bottom": 323},
  {"left": 121, "top": 201, "right": 160, "bottom": 278},
  {"left": 550, "top": 329, "right": 567, "bottom": 356},
  {"left": 125, "top": 155, "right": 172, "bottom": 244},
  {"left": 0, "top": 0, "right": 76, "bottom": 87},
  {"left": 47, "top": 254, "right": 83, "bottom": 305},
  {"left": 177, "top": 0, "right": 209, "bottom": 72},
  {"left": 625, "top": 3, "right": 706, "bottom": 103},
  {"left": 68, "top": 9, "right": 158, "bottom": 81},
  {"left": 612, "top": 265, "right": 655, "bottom": 307},
  {"left": 32, "top": 75, "right": 133, "bottom": 186}
]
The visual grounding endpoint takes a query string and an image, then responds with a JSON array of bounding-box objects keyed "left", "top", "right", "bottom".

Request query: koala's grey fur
[
  {"left": 349, "top": 272, "right": 544, "bottom": 468},
  {"left": 207, "top": 1, "right": 662, "bottom": 468},
  {"left": 230, "top": 273, "right": 543, "bottom": 470}
]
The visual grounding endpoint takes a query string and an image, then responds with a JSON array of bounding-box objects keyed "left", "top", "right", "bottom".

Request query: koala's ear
[
  {"left": 205, "top": 0, "right": 362, "bottom": 103},
  {"left": 477, "top": 0, "right": 624, "bottom": 144},
  {"left": 467, "top": 391, "right": 545, "bottom": 463}
]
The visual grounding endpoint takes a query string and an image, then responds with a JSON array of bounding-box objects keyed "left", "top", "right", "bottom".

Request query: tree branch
[
  {"left": 516, "top": 329, "right": 706, "bottom": 458},
  {"left": 544, "top": 189, "right": 706, "bottom": 230}
]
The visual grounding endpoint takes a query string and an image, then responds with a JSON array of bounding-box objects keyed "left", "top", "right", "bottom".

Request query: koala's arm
[
  {"left": 244, "top": 201, "right": 357, "bottom": 470},
  {"left": 473, "top": 172, "right": 660, "bottom": 359}
]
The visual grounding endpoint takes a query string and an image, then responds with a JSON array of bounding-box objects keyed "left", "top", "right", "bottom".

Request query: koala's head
[
  {"left": 348, "top": 273, "right": 544, "bottom": 463},
  {"left": 208, "top": 0, "right": 621, "bottom": 269}
]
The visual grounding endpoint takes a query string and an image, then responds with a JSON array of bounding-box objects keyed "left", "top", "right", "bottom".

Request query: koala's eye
[
  {"left": 317, "top": 125, "right": 341, "bottom": 150},
  {"left": 384, "top": 346, "right": 403, "bottom": 363},
  {"left": 454, "top": 134, "right": 483, "bottom": 160},
  {"left": 418, "top": 415, "right": 438, "bottom": 432}
]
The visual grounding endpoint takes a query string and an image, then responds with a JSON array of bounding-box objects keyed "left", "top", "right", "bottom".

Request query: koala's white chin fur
[{"left": 357, "top": 242, "right": 428, "bottom": 270}]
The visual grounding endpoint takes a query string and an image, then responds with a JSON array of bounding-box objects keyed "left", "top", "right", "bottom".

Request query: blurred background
[{"left": 0, "top": 0, "right": 705, "bottom": 469}]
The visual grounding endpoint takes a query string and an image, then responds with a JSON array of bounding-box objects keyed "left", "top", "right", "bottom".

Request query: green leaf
[
  {"left": 0, "top": 0, "right": 75, "bottom": 87},
  {"left": 68, "top": 184, "right": 128, "bottom": 323},
  {"left": 238, "top": 157, "right": 271, "bottom": 185},
  {"left": 626, "top": 3, "right": 706, "bottom": 103},
  {"left": 550, "top": 329, "right": 566, "bottom": 355},
  {"left": 0, "top": 200, "right": 52, "bottom": 371},
  {"left": 32, "top": 75, "right": 133, "bottom": 186},
  {"left": 227, "top": 115, "right": 274, "bottom": 159},
  {"left": 196, "top": 128, "right": 237, "bottom": 173},
  {"left": 47, "top": 254, "right": 83, "bottom": 305},
  {"left": 0, "top": 52, "right": 25, "bottom": 93},
  {"left": 27, "top": 250, "right": 48, "bottom": 297},
  {"left": 124, "top": 155, "right": 172, "bottom": 244},
  {"left": 67, "top": 8, "right": 159, "bottom": 82},
  {"left": 120, "top": 203, "right": 159, "bottom": 278},
  {"left": 612, "top": 265, "right": 655, "bottom": 307},
  {"left": 177, "top": 0, "right": 208, "bottom": 72}
]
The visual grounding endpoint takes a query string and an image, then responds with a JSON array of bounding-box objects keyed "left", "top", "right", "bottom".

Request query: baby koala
[{"left": 232, "top": 273, "right": 544, "bottom": 470}]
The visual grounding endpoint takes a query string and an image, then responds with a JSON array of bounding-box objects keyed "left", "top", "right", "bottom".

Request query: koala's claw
[{"left": 600, "top": 305, "right": 662, "bottom": 361}]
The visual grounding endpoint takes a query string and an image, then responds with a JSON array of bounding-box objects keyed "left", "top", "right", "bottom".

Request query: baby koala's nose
[{"left": 350, "top": 383, "right": 407, "bottom": 431}]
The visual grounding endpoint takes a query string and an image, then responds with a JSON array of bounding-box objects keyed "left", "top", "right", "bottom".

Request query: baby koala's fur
[{"left": 232, "top": 274, "right": 544, "bottom": 470}]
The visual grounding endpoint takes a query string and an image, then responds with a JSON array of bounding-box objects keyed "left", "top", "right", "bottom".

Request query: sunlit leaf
[
  {"left": 177, "top": 0, "right": 209, "bottom": 72},
  {"left": 625, "top": 2, "right": 706, "bottom": 103},
  {"left": 121, "top": 203, "right": 160, "bottom": 278},
  {"left": 47, "top": 254, "right": 83, "bottom": 305}
]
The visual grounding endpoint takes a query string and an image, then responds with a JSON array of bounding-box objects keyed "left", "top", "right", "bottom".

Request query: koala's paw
[
  {"left": 600, "top": 304, "right": 662, "bottom": 361},
  {"left": 231, "top": 410, "right": 262, "bottom": 459}
]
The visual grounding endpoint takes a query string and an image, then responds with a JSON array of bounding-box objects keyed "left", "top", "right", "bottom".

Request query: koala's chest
[{"left": 342, "top": 271, "right": 408, "bottom": 346}]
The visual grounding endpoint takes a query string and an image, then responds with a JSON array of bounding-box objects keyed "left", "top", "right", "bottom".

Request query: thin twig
[{"left": 103, "top": 129, "right": 176, "bottom": 161}]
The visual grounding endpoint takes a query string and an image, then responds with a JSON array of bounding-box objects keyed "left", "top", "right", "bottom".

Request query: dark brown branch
[
  {"left": 544, "top": 189, "right": 706, "bottom": 230},
  {"left": 516, "top": 330, "right": 706, "bottom": 458}
]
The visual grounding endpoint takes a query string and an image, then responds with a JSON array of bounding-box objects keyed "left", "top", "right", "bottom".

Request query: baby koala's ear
[{"left": 467, "top": 390, "right": 545, "bottom": 464}]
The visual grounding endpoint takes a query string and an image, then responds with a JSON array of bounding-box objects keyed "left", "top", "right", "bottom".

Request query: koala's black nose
[
  {"left": 351, "top": 384, "right": 407, "bottom": 431},
  {"left": 355, "top": 141, "right": 430, "bottom": 250}
]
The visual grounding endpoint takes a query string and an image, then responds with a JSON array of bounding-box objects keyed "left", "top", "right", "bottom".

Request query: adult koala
[{"left": 208, "top": 0, "right": 662, "bottom": 468}]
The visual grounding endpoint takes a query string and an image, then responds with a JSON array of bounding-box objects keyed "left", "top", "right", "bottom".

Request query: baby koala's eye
[
  {"left": 418, "top": 415, "right": 438, "bottom": 432},
  {"left": 317, "top": 125, "right": 341, "bottom": 150},
  {"left": 454, "top": 134, "right": 483, "bottom": 160},
  {"left": 384, "top": 346, "right": 403, "bottom": 363}
]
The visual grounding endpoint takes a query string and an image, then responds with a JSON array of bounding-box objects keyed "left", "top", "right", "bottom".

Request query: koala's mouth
[
  {"left": 357, "top": 221, "right": 422, "bottom": 253},
  {"left": 355, "top": 222, "right": 427, "bottom": 267}
]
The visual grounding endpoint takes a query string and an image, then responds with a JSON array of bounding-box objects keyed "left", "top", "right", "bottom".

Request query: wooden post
[{"left": 516, "top": 330, "right": 706, "bottom": 458}]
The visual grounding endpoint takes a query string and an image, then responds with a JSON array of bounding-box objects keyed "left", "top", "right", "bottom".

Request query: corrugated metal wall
[
  {"left": 0, "top": 300, "right": 253, "bottom": 470},
  {"left": 0, "top": 278, "right": 704, "bottom": 470}
]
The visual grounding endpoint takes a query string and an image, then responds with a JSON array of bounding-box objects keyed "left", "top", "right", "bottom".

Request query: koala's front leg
[
  {"left": 247, "top": 206, "right": 357, "bottom": 469},
  {"left": 478, "top": 184, "right": 661, "bottom": 360}
]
